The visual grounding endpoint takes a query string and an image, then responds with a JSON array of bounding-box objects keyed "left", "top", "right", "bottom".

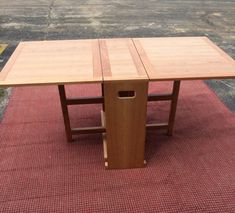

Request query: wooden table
[{"left": 0, "top": 37, "right": 235, "bottom": 169}]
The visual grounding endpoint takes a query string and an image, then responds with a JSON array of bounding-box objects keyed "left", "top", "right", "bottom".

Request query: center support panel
[{"left": 103, "top": 80, "right": 148, "bottom": 169}]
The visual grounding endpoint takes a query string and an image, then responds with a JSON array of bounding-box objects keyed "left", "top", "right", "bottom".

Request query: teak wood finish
[
  {"left": 0, "top": 37, "right": 235, "bottom": 169},
  {"left": 1, "top": 37, "right": 234, "bottom": 86},
  {"left": 103, "top": 81, "right": 148, "bottom": 169},
  {"left": 0, "top": 39, "right": 103, "bottom": 86},
  {"left": 99, "top": 38, "right": 148, "bottom": 81},
  {"left": 133, "top": 37, "right": 235, "bottom": 81},
  {"left": 100, "top": 38, "right": 149, "bottom": 169},
  {"left": 167, "top": 81, "right": 181, "bottom": 136}
]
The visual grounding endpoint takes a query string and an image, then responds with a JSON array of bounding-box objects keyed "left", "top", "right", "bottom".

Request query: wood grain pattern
[
  {"left": 128, "top": 39, "right": 147, "bottom": 76},
  {"left": 133, "top": 37, "right": 235, "bottom": 81},
  {"left": 100, "top": 38, "right": 148, "bottom": 81},
  {"left": 0, "top": 39, "right": 102, "bottom": 86},
  {"left": 104, "top": 80, "right": 148, "bottom": 169},
  {"left": 1, "top": 37, "right": 234, "bottom": 87},
  {"left": 203, "top": 37, "right": 235, "bottom": 65},
  {"left": 132, "top": 39, "right": 155, "bottom": 78},
  {"left": 99, "top": 39, "right": 112, "bottom": 78},
  {"left": 92, "top": 40, "right": 103, "bottom": 79}
]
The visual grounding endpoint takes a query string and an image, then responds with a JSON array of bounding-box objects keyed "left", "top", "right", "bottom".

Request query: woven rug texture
[{"left": 0, "top": 81, "right": 234, "bottom": 212}]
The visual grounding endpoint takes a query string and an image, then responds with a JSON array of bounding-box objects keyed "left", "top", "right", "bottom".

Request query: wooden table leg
[
  {"left": 167, "top": 80, "right": 181, "bottom": 136},
  {"left": 58, "top": 85, "right": 73, "bottom": 142},
  {"left": 101, "top": 83, "right": 105, "bottom": 111}
]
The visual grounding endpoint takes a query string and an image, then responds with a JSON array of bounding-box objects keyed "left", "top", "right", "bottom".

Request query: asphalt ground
[{"left": 0, "top": 0, "right": 235, "bottom": 114}]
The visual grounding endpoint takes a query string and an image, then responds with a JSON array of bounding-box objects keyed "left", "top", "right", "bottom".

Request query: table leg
[
  {"left": 58, "top": 85, "right": 73, "bottom": 142},
  {"left": 167, "top": 80, "right": 181, "bottom": 136},
  {"left": 101, "top": 83, "right": 105, "bottom": 111}
]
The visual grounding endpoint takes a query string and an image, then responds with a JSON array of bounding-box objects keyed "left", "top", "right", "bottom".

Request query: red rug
[{"left": 0, "top": 81, "right": 234, "bottom": 212}]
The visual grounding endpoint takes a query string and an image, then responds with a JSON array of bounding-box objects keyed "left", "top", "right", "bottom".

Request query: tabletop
[
  {"left": 133, "top": 37, "right": 235, "bottom": 81},
  {"left": 0, "top": 37, "right": 234, "bottom": 87},
  {"left": 0, "top": 39, "right": 102, "bottom": 86}
]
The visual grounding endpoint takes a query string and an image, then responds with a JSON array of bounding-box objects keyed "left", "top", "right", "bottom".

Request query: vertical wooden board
[{"left": 104, "top": 80, "right": 148, "bottom": 169}]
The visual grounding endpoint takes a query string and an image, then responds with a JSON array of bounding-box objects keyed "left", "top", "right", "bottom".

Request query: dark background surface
[{"left": 0, "top": 0, "right": 234, "bottom": 111}]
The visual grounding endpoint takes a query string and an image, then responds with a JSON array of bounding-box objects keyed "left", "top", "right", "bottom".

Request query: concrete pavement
[{"left": 0, "top": 0, "right": 234, "bottom": 111}]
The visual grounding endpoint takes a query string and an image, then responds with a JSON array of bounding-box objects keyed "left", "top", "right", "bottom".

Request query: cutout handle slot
[{"left": 118, "top": 91, "right": 136, "bottom": 99}]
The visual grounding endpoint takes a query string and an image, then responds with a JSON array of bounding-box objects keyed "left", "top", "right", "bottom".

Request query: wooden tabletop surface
[
  {"left": 0, "top": 37, "right": 234, "bottom": 86},
  {"left": 133, "top": 37, "right": 235, "bottom": 81},
  {"left": 0, "top": 39, "right": 102, "bottom": 86},
  {"left": 100, "top": 38, "right": 148, "bottom": 81}
]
